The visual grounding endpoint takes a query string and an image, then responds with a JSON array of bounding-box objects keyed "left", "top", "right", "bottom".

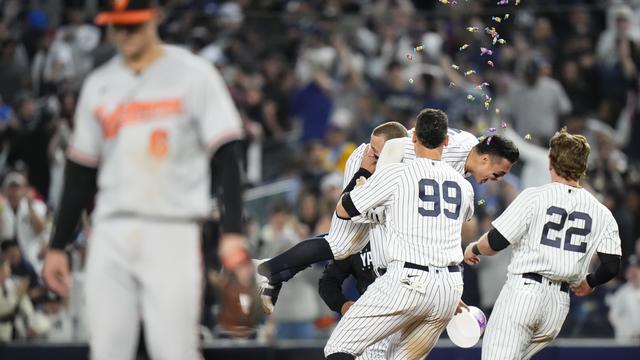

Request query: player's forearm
[
  {"left": 318, "top": 277, "right": 350, "bottom": 313},
  {"left": 336, "top": 193, "right": 360, "bottom": 220},
  {"left": 472, "top": 233, "right": 498, "bottom": 256},
  {"left": 341, "top": 168, "right": 372, "bottom": 195},
  {"left": 586, "top": 252, "right": 621, "bottom": 288},
  {"left": 50, "top": 159, "right": 97, "bottom": 250},
  {"left": 211, "top": 140, "right": 243, "bottom": 234}
]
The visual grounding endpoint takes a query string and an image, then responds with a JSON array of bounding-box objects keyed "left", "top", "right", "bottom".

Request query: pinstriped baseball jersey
[
  {"left": 69, "top": 45, "right": 242, "bottom": 221},
  {"left": 349, "top": 160, "right": 474, "bottom": 266},
  {"left": 492, "top": 182, "right": 621, "bottom": 285},
  {"left": 394, "top": 128, "right": 479, "bottom": 176}
]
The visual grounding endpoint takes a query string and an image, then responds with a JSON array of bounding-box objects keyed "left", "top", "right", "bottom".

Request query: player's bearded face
[{"left": 476, "top": 156, "right": 512, "bottom": 183}]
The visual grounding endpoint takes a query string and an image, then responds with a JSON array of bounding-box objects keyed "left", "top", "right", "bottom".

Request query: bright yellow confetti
[
  {"left": 466, "top": 27, "right": 479, "bottom": 32},
  {"left": 524, "top": 133, "right": 532, "bottom": 140},
  {"left": 478, "top": 199, "right": 486, "bottom": 205},
  {"left": 408, "top": 78, "right": 414, "bottom": 84},
  {"left": 452, "top": 64, "right": 460, "bottom": 70}
]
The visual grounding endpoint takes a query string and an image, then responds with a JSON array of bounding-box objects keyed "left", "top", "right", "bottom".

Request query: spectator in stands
[
  {"left": 0, "top": 257, "right": 39, "bottom": 341},
  {"left": 608, "top": 255, "right": 640, "bottom": 344},
  {"left": 0, "top": 173, "right": 47, "bottom": 273},
  {"left": 0, "top": 239, "right": 43, "bottom": 301}
]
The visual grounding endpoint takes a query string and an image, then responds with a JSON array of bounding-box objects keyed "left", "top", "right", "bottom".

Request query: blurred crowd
[{"left": 0, "top": 0, "right": 639, "bottom": 345}]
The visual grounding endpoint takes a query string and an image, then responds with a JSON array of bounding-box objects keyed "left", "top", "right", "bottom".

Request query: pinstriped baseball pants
[
  {"left": 482, "top": 275, "right": 570, "bottom": 360},
  {"left": 325, "top": 262, "right": 463, "bottom": 360}
]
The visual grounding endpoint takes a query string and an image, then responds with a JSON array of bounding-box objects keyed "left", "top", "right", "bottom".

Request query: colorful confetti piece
[
  {"left": 464, "top": 70, "right": 476, "bottom": 76},
  {"left": 486, "top": 136, "right": 493, "bottom": 145},
  {"left": 492, "top": 37, "right": 498, "bottom": 45},
  {"left": 409, "top": 78, "right": 414, "bottom": 84},
  {"left": 452, "top": 64, "right": 460, "bottom": 70},
  {"left": 406, "top": 53, "right": 413, "bottom": 61},
  {"left": 489, "top": 127, "right": 497, "bottom": 132},
  {"left": 459, "top": 44, "right": 470, "bottom": 51},
  {"left": 524, "top": 133, "right": 532, "bottom": 140},
  {"left": 497, "top": 0, "right": 509, "bottom": 4},
  {"left": 485, "top": 27, "right": 498, "bottom": 38},
  {"left": 480, "top": 47, "right": 493, "bottom": 56},
  {"left": 495, "top": 108, "right": 501, "bottom": 115},
  {"left": 504, "top": 14, "right": 510, "bottom": 20},
  {"left": 478, "top": 135, "right": 486, "bottom": 142},
  {"left": 498, "top": 38, "right": 507, "bottom": 45},
  {"left": 467, "top": 94, "right": 475, "bottom": 101},
  {"left": 478, "top": 199, "right": 486, "bottom": 205},
  {"left": 492, "top": 16, "right": 502, "bottom": 23},
  {"left": 516, "top": 0, "right": 521, "bottom": 5},
  {"left": 484, "top": 101, "right": 491, "bottom": 110},
  {"left": 467, "top": 27, "right": 479, "bottom": 33},
  {"left": 413, "top": 45, "right": 424, "bottom": 52},
  {"left": 487, "top": 60, "right": 495, "bottom": 67},
  {"left": 501, "top": 122, "right": 508, "bottom": 128},
  {"left": 449, "top": 82, "right": 456, "bottom": 88}
]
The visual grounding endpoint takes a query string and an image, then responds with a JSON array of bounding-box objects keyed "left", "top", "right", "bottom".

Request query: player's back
[
  {"left": 503, "top": 183, "right": 619, "bottom": 284},
  {"left": 380, "top": 159, "right": 475, "bottom": 267}
]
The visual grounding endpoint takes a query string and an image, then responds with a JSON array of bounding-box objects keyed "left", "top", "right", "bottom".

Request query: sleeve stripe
[
  {"left": 207, "top": 128, "right": 244, "bottom": 154},
  {"left": 67, "top": 147, "right": 100, "bottom": 168}
]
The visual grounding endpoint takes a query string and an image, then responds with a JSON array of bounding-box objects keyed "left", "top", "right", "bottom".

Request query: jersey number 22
[{"left": 540, "top": 206, "right": 592, "bottom": 253}]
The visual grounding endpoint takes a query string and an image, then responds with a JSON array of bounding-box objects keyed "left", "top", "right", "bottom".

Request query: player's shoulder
[
  {"left": 449, "top": 129, "right": 479, "bottom": 147},
  {"left": 82, "top": 56, "right": 121, "bottom": 91},
  {"left": 163, "top": 45, "right": 217, "bottom": 76}
]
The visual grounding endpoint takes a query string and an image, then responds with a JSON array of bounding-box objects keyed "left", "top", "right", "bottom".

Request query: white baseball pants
[{"left": 85, "top": 218, "right": 203, "bottom": 360}]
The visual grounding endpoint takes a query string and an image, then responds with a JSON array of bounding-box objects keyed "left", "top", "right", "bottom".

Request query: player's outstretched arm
[
  {"left": 318, "top": 259, "right": 354, "bottom": 315},
  {"left": 43, "top": 159, "right": 98, "bottom": 297},
  {"left": 464, "top": 228, "right": 509, "bottom": 265}
]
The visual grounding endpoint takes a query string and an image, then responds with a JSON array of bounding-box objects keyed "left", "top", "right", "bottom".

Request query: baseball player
[
  {"left": 325, "top": 108, "right": 475, "bottom": 360},
  {"left": 463, "top": 129, "right": 622, "bottom": 360},
  {"left": 41, "top": 1, "right": 247, "bottom": 359},
  {"left": 257, "top": 122, "right": 519, "bottom": 313},
  {"left": 319, "top": 242, "right": 394, "bottom": 360}
]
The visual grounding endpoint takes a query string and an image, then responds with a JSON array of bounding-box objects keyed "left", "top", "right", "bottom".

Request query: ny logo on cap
[{"left": 113, "top": 0, "right": 130, "bottom": 11}]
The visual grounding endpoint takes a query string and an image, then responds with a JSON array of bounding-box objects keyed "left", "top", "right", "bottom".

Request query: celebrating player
[
  {"left": 256, "top": 118, "right": 519, "bottom": 313},
  {"left": 463, "top": 129, "right": 622, "bottom": 360},
  {"left": 324, "top": 108, "right": 475, "bottom": 360},
  {"left": 41, "top": 1, "right": 246, "bottom": 359}
]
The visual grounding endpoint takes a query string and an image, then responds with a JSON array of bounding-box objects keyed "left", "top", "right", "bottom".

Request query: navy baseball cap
[{"left": 95, "top": 0, "right": 158, "bottom": 25}]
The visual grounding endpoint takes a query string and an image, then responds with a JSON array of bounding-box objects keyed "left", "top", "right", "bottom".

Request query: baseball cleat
[{"left": 253, "top": 258, "right": 281, "bottom": 314}]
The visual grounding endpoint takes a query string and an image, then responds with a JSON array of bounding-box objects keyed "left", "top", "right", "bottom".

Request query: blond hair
[{"left": 549, "top": 128, "right": 591, "bottom": 181}]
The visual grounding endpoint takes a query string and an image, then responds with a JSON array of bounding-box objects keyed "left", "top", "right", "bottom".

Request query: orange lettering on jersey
[{"left": 95, "top": 99, "right": 183, "bottom": 139}]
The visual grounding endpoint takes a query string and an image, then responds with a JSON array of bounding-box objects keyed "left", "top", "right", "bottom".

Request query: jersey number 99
[
  {"left": 417, "top": 179, "right": 461, "bottom": 219},
  {"left": 540, "top": 206, "right": 592, "bottom": 253}
]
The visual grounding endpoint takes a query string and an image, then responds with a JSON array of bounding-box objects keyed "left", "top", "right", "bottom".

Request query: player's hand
[
  {"left": 341, "top": 301, "right": 355, "bottom": 315},
  {"left": 570, "top": 279, "right": 593, "bottom": 297},
  {"left": 42, "top": 249, "right": 71, "bottom": 298},
  {"left": 455, "top": 300, "right": 469, "bottom": 315},
  {"left": 360, "top": 144, "right": 377, "bottom": 173},
  {"left": 464, "top": 243, "right": 480, "bottom": 265}
]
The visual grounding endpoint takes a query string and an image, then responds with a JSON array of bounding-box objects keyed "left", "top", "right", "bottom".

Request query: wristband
[{"left": 472, "top": 243, "right": 482, "bottom": 256}]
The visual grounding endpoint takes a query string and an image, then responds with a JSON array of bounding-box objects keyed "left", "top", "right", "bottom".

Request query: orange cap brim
[{"left": 94, "top": 9, "right": 156, "bottom": 25}]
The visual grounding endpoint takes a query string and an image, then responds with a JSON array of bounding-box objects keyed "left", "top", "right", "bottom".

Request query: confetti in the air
[
  {"left": 452, "top": 64, "right": 460, "bottom": 70},
  {"left": 476, "top": 82, "right": 490, "bottom": 90},
  {"left": 480, "top": 47, "right": 493, "bottom": 56},
  {"left": 478, "top": 135, "right": 486, "bottom": 142},
  {"left": 478, "top": 199, "right": 486, "bottom": 206},
  {"left": 485, "top": 27, "right": 498, "bottom": 38},
  {"left": 497, "top": 0, "right": 509, "bottom": 4},
  {"left": 486, "top": 136, "right": 493, "bottom": 145},
  {"left": 487, "top": 60, "right": 495, "bottom": 67},
  {"left": 459, "top": 44, "right": 470, "bottom": 51},
  {"left": 406, "top": 53, "right": 413, "bottom": 61},
  {"left": 516, "top": 0, "right": 521, "bottom": 5},
  {"left": 483, "top": 94, "right": 491, "bottom": 101},
  {"left": 524, "top": 133, "right": 532, "bottom": 141},
  {"left": 451, "top": 0, "right": 457, "bottom": 4},
  {"left": 413, "top": 45, "right": 424, "bottom": 52},
  {"left": 489, "top": 127, "right": 497, "bottom": 132},
  {"left": 501, "top": 122, "right": 508, "bottom": 128},
  {"left": 464, "top": 70, "right": 476, "bottom": 76},
  {"left": 495, "top": 108, "right": 501, "bottom": 115},
  {"left": 498, "top": 38, "right": 507, "bottom": 45},
  {"left": 449, "top": 82, "right": 456, "bottom": 88},
  {"left": 467, "top": 94, "right": 475, "bottom": 101},
  {"left": 504, "top": 14, "right": 510, "bottom": 20},
  {"left": 492, "top": 37, "right": 498, "bottom": 45},
  {"left": 409, "top": 78, "right": 414, "bottom": 84},
  {"left": 492, "top": 16, "right": 502, "bottom": 23},
  {"left": 484, "top": 101, "right": 491, "bottom": 110},
  {"left": 467, "top": 27, "right": 479, "bottom": 33}
]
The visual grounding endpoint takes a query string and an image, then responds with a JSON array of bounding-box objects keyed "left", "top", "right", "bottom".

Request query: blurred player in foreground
[
  {"left": 464, "top": 129, "right": 622, "bottom": 359},
  {"left": 41, "top": 1, "right": 246, "bottom": 358}
]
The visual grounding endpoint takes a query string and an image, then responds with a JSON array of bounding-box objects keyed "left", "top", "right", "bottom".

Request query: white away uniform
[
  {"left": 69, "top": 45, "right": 242, "bottom": 359},
  {"left": 482, "top": 183, "right": 621, "bottom": 359},
  {"left": 325, "top": 158, "right": 475, "bottom": 360}
]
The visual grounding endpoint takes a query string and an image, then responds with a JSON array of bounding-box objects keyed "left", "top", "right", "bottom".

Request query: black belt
[
  {"left": 404, "top": 262, "right": 461, "bottom": 273},
  {"left": 522, "top": 273, "right": 569, "bottom": 293}
]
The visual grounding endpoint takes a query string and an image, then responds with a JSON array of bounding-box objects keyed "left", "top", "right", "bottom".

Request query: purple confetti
[
  {"left": 480, "top": 47, "right": 493, "bottom": 56},
  {"left": 488, "top": 127, "right": 497, "bottom": 132},
  {"left": 486, "top": 136, "right": 493, "bottom": 145}
]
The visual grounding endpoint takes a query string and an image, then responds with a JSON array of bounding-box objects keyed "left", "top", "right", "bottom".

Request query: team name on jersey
[{"left": 95, "top": 98, "right": 183, "bottom": 139}]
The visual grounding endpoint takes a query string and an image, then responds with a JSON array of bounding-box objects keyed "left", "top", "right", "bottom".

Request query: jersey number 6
[
  {"left": 149, "top": 129, "right": 169, "bottom": 158},
  {"left": 540, "top": 206, "right": 592, "bottom": 253},
  {"left": 417, "top": 179, "right": 461, "bottom": 220}
]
